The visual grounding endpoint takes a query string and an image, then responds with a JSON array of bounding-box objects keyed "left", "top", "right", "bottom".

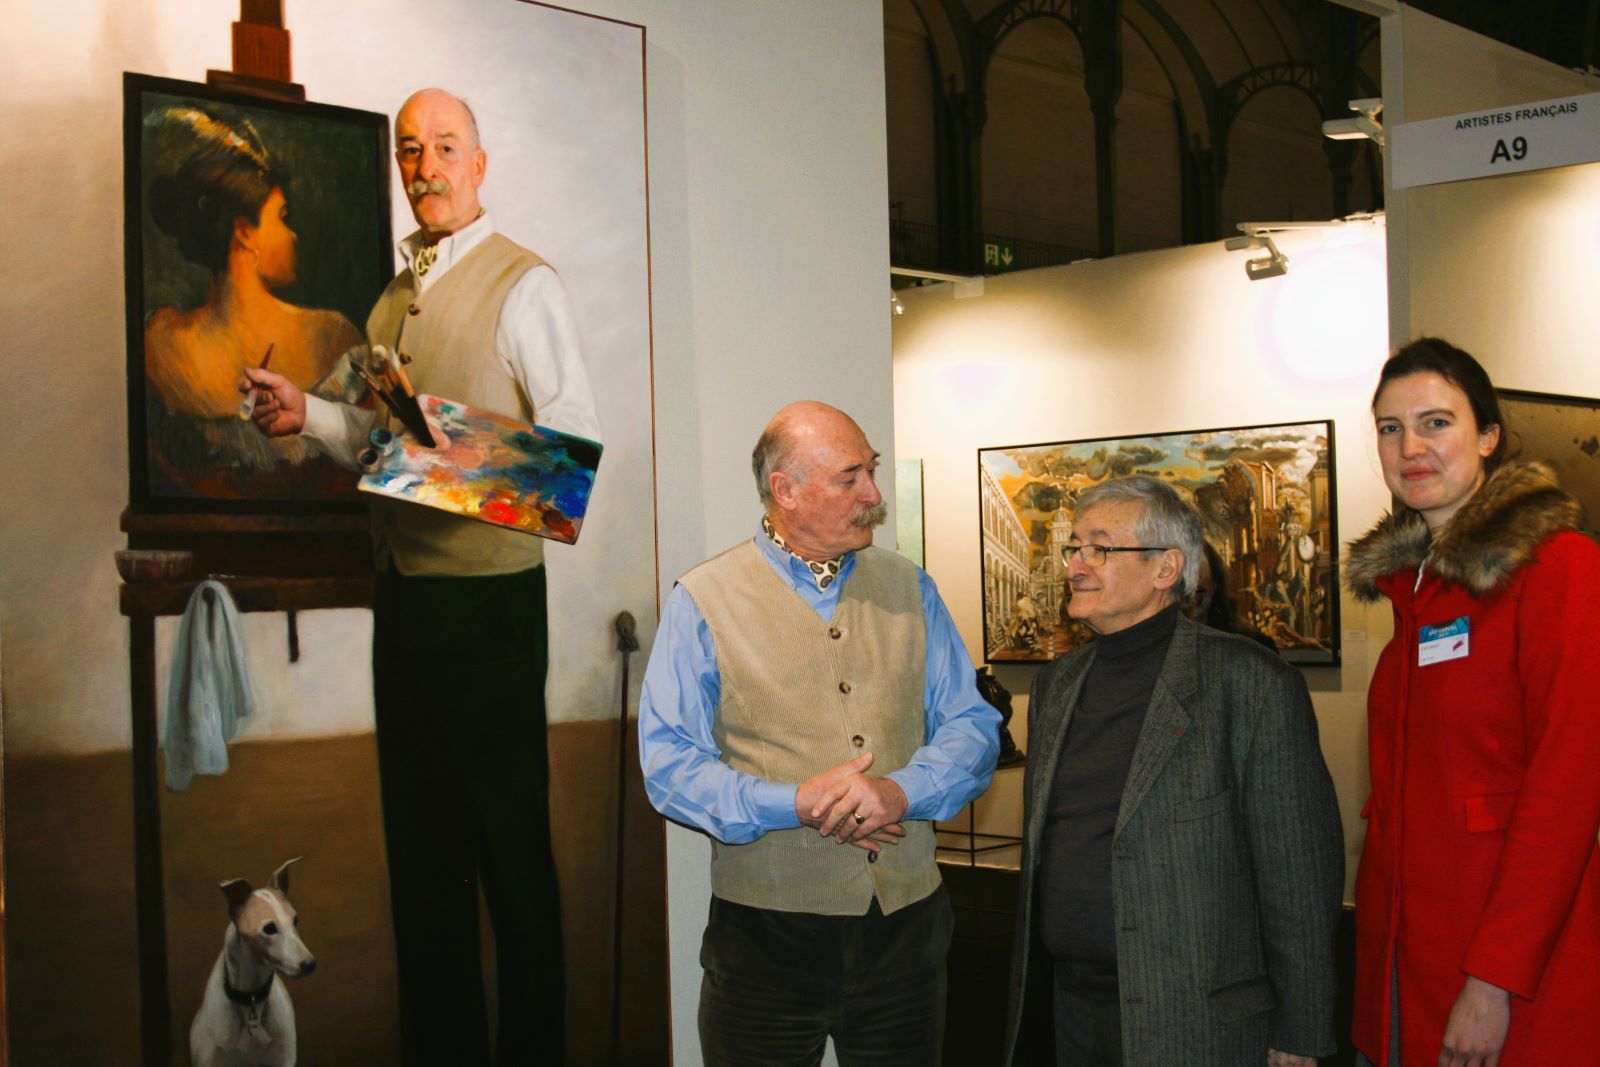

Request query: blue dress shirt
[{"left": 638, "top": 532, "right": 1001, "bottom": 845}]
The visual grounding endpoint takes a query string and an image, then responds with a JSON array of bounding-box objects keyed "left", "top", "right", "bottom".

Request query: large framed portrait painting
[
  {"left": 979, "top": 421, "right": 1339, "bottom": 664},
  {"left": 123, "top": 73, "right": 392, "bottom": 513}
]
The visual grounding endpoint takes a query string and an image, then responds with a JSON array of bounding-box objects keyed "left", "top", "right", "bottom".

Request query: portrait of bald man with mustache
[{"left": 244, "top": 87, "right": 599, "bottom": 1065}]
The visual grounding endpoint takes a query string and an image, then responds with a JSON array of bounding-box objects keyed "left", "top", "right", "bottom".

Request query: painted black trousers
[
  {"left": 698, "top": 886, "right": 953, "bottom": 1066},
  {"left": 373, "top": 563, "right": 564, "bottom": 1066}
]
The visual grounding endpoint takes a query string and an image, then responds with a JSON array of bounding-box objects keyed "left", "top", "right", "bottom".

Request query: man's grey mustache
[
  {"left": 407, "top": 178, "right": 450, "bottom": 200},
  {"left": 850, "top": 503, "right": 888, "bottom": 529}
]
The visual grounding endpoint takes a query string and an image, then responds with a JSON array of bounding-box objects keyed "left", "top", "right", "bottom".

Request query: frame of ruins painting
[{"left": 978, "top": 420, "right": 1339, "bottom": 665}]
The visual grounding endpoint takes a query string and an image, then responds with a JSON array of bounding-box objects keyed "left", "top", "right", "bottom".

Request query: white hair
[{"left": 1074, "top": 476, "right": 1203, "bottom": 598}]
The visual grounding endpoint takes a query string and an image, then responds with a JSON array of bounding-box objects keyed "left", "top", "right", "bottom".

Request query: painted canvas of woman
[{"left": 142, "top": 104, "right": 366, "bottom": 499}]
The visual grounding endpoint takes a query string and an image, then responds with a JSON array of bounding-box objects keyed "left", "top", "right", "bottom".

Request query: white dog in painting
[{"left": 190, "top": 857, "right": 317, "bottom": 1067}]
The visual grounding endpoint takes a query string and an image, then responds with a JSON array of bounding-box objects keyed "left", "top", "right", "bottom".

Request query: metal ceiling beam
[{"left": 1325, "top": 0, "right": 1400, "bottom": 19}]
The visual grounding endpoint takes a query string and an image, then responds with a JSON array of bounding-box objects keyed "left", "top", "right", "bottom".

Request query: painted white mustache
[
  {"left": 850, "top": 503, "right": 888, "bottom": 528},
  {"left": 407, "top": 178, "right": 450, "bottom": 200}
]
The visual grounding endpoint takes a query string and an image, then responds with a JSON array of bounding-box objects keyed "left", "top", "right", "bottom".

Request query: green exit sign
[{"left": 983, "top": 242, "right": 1017, "bottom": 271}]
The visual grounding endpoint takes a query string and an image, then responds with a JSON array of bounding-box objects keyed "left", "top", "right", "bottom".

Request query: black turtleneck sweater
[{"left": 1038, "top": 601, "right": 1180, "bottom": 995}]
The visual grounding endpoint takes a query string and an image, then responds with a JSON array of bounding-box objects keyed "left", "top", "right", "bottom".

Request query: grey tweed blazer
[{"left": 1002, "top": 616, "right": 1344, "bottom": 1066}]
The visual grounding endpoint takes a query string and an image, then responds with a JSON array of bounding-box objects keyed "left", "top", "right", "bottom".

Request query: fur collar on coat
[{"left": 1344, "top": 461, "right": 1583, "bottom": 603}]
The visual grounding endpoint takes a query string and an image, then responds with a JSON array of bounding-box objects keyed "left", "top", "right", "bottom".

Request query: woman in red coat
[{"left": 1345, "top": 338, "right": 1600, "bottom": 1067}]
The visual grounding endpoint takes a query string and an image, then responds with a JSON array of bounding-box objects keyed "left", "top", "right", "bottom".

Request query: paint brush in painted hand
[
  {"left": 237, "top": 344, "right": 276, "bottom": 420},
  {"left": 359, "top": 346, "right": 435, "bottom": 447},
  {"left": 376, "top": 344, "right": 435, "bottom": 447}
]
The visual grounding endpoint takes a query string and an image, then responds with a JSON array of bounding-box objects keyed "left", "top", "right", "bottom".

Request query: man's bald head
[
  {"left": 753, "top": 401, "right": 885, "bottom": 560},
  {"left": 752, "top": 401, "right": 857, "bottom": 507},
  {"left": 397, "top": 88, "right": 481, "bottom": 149}
]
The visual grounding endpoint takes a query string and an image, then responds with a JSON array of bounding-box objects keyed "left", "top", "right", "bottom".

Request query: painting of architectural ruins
[{"left": 979, "top": 421, "right": 1338, "bottom": 664}]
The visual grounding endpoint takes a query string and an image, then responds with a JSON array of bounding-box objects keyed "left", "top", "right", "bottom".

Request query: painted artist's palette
[{"left": 358, "top": 395, "right": 601, "bottom": 544}]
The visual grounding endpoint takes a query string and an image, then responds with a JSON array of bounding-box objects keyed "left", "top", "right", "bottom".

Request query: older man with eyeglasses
[{"left": 1001, "top": 476, "right": 1344, "bottom": 1067}]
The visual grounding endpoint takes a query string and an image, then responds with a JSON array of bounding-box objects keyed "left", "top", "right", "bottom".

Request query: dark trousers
[
  {"left": 373, "top": 564, "right": 564, "bottom": 1066},
  {"left": 698, "top": 887, "right": 953, "bottom": 1066},
  {"left": 1053, "top": 972, "right": 1124, "bottom": 1067}
]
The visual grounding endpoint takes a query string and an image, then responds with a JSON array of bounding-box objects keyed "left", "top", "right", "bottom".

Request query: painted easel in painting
[
  {"left": 117, "top": 7, "right": 377, "bottom": 1064},
  {"left": 206, "top": 0, "right": 305, "bottom": 103}
]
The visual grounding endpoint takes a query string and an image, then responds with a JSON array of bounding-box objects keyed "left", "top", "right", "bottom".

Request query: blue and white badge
[{"left": 1418, "top": 615, "right": 1470, "bottom": 666}]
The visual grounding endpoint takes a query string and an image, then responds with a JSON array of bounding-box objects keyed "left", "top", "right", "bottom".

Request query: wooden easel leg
[{"left": 130, "top": 617, "right": 171, "bottom": 1066}]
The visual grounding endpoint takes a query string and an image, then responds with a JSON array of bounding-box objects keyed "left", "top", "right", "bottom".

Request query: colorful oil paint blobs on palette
[{"left": 358, "top": 395, "right": 601, "bottom": 544}]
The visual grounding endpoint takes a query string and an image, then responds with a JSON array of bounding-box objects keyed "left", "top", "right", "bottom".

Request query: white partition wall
[{"left": 1383, "top": 6, "right": 1600, "bottom": 401}]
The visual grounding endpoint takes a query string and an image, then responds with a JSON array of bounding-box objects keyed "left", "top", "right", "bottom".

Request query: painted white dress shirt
[{"left": 302, "top": 211, "right": 600, "bottom": 467}]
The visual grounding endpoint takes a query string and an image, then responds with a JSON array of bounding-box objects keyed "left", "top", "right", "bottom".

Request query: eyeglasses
[{"left": 1060, "top": 543, "right": 1172, "bottom": 566}]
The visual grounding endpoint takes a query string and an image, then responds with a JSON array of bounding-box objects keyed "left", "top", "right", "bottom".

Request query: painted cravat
[{"left": 412, "top": 243, "right": 438, "bottom": 281}]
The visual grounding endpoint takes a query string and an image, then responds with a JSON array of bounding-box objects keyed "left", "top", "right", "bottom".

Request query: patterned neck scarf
[
  {"left": 763, "top": 516, "right": 843, "bottom": 591},
  {"left": 412, "top": 243, "right": 438, "bottom": 280}
]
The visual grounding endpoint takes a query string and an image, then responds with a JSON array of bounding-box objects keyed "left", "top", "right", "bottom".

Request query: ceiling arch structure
[{"left": 886, "top": 0, "right": 1384, "bottom": 270}]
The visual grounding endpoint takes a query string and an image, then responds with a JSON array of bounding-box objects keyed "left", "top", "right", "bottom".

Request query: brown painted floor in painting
[{"left": 4, "top": 722, "right": 669, "bottom": 1065}]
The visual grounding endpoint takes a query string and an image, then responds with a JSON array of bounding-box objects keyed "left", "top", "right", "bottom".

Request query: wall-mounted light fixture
[
  {"left": 891, "top": 291, "right": 905, "bottom": 315},
  {"left": 1225, "top": 233, "right": 1289, "bottom": 281},
  {"left": 1322, "top": 97, "right": 1384, "bottom": 147},
  {"left": 1225, "top": 213, "right": 1384, "bottom": 281},
  {"left": 890, "top": 266, "right": 986, "bottom": 300}
]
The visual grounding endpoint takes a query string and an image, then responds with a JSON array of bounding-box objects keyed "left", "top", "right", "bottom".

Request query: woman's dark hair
[
  {"left": 1372, "top": 337, "right": 1509, "bottom": 474},
  {"left": 148, "top": 106, "right": 284, "bottom": 275}
]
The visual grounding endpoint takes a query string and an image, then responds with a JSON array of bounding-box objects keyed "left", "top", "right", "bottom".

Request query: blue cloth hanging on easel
[{"left": 164, "top": 579, "right": 255, "bottom": 791}]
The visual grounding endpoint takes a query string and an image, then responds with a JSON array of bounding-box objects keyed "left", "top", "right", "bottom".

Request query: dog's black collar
[{"left": 223, "top": 970, "right": 276, "bottom": 1009}]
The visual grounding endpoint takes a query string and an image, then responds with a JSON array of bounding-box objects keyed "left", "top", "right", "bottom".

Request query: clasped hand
[{"left": 795, "top": 752, "right": 908, "bottom": 851}]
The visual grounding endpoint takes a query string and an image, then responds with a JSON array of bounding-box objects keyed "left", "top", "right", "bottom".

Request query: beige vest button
[
  {"left": 829, "top": 626, "right": 842, "bottom": 639},
  {"left": 851, "top": 734, "right": 864, "bottom": 747},
  {"left": 838, "top": 680, "right": 851, "bottom": 694},
  {"left": 407, "top": 303, "right": 421, "bottom": 316}
]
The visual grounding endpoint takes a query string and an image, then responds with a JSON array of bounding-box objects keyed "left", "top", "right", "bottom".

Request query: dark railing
[
  {"left": 889, "top": 219, "right": 944, "bottom": 271},
  {"left": 889, "top": 219, "right": 1095, "bottom": 275}
]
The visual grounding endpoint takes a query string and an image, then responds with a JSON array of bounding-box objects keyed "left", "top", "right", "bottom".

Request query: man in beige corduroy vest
[
  {"left": 639, "top": 401, "right": 1000, "bottom": 1066},
  {"left": 244, "top": 89, "right": 598, "bottom": 1066}
]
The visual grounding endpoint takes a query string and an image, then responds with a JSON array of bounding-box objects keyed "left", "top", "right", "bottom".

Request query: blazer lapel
[
  {"left": 1114, "top": 617, "right": 1198, "bottom": 836},
  {"left": 1025, "top": 650, "right": 1094, "bottom": 852}
]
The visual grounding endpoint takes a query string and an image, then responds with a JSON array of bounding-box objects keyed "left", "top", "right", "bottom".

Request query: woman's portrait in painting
[{"left": 129, "top": 80, "right": 391, "bottom": 509}]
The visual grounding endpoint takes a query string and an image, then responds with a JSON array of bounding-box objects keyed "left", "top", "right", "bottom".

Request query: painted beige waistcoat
[
  {"left": 365, "top": 234, "right": 547, "bottom": 576},
  {"left": 678, "top": 541, "right": 939, "bottom": 916}
]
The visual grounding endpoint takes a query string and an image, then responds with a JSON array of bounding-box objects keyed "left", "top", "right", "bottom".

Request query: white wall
[
  {"left": 0, "top": 2, "right": 892, "bottom": 1064},
  {"left": 598, "top": 8, "right": 895, "bottom": 1061},
  {"left": 894, "top": 226, "right": 1393, "bottom": 902},
  {"left": 1383, "top": 6, "right": 1600, "bottom": 399}
]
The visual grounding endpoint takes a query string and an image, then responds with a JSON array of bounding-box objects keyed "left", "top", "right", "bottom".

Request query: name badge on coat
[{"left": 1418, "top": 615, "right": 1470, "bottom": 666}]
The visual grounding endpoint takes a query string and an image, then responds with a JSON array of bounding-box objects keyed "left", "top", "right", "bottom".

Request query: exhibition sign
[
  {"left": 1390, "top": 92, "right": 1600, "bottom": 190},
  {"left": 978, "top": 421, "right": 1339, "bottom": 665}
]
